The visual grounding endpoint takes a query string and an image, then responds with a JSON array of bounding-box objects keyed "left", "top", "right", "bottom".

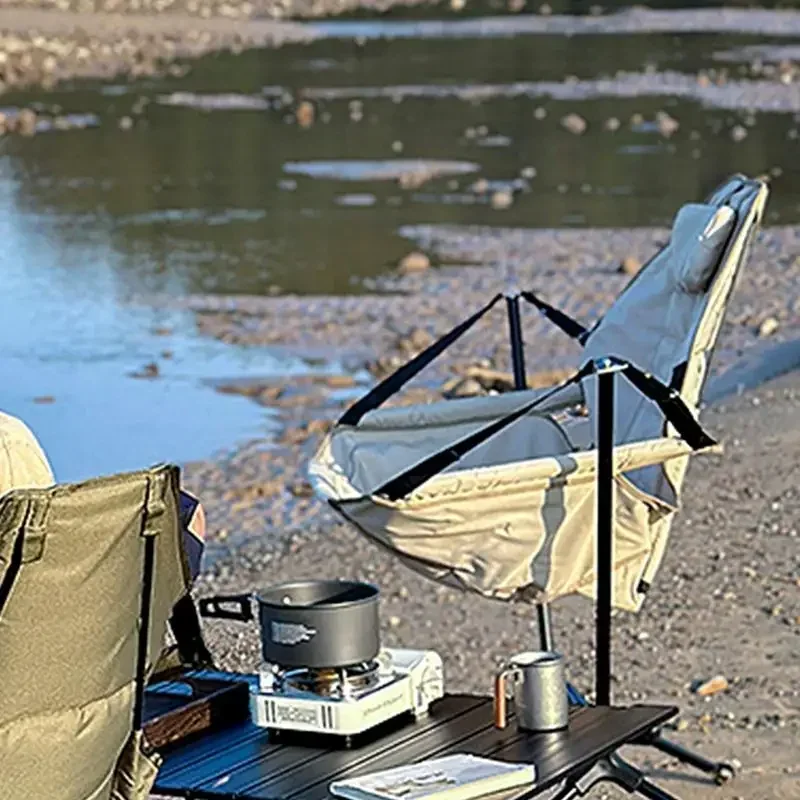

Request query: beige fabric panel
[
  {"left": 336, "top": 439, "right": 689, "bottom": 609},
  {"left": 0, "top": 412, "right": 54, "bottom": 495}
]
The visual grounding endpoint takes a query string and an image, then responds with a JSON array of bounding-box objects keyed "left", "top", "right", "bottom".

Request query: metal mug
[{"left": 493, "top": 651, "right": 568, "bottom": 732}]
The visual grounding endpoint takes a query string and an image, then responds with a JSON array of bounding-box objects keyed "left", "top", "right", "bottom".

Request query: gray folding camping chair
[
  {"left": 0, "top": 464, "right": 212, "bottom": 800},
  {"left": 310, "top": 174, "right": 769, "bottom": 790}
]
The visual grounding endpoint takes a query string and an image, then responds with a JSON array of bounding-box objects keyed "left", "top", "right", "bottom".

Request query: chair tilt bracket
[{"left": 593, "top": 356, "right": 628, "bottom": 375}]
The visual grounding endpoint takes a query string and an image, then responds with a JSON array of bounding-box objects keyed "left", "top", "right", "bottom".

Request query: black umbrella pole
[
  {"left": 595, "top": 366, "right": 616, "bottom": 706},
  {"left": 506, "top": 292, "right": 555, "bottom": 652},
  {"left": 506, "top": 293, "right": 527, "bottom": 390}
]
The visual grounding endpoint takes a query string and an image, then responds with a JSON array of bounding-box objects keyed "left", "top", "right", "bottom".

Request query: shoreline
[{"left": 3, "top": 6, "right": 800, "bottom": 96}]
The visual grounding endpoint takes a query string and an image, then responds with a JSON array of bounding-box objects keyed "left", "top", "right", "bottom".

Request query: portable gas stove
[{"left": 251, "top": 648, "right": 444, "bottom": 738}]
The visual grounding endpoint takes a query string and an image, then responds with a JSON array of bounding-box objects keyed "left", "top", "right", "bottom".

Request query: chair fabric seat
[{"left": 310, "top": 175, "right": 769, "bottom": 612}]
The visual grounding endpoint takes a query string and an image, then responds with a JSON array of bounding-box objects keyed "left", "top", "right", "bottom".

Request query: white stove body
[{"left": 251, "top": 648, "right": 444, "bottom": 736}]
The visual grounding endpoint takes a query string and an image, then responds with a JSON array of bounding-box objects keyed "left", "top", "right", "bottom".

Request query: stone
[
  {"left": 130, "top": 362, "right": 159, "bottom": 379},
  {"left": 619, "top": 256, "right": 642, "bottom": 276},
  {"left": 398, "top": 251, "right": 430, "bottom": 274},
  {"left": 561, "top": 113, "right": 587, "bottom": 135},
  {"left": 17, "top": 108, "right": 37, "bottom": 136},
  {"left": 694, "top": 675, "right": 729, "bottom": 697},
  {"left": 443, "top": 377, "right": 485, "bottom": 398},
  {"left": 730, "top": 125, "right": 748, "bottom": 142},
  {"left": 287, "top": 481, "right": 314, "bottom": 498},
  {"left": 759, "top": 316, "right": 779, "bottom": 337},
  {"left": 296, "top": 100, "right": 315, "bottom": 128},
  {"left": 490, "top": 189, "right": 514, "bottom": 209},
  {"left": 656, "top": 111, "right": 680, "bottom": 137}
]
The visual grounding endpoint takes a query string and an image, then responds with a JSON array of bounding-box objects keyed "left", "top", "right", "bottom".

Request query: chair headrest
[{"left": 671, "top": 203, "right": 736, "bottom": 294}]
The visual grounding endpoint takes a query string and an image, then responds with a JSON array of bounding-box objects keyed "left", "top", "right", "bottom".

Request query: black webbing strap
[
  {"left": 169, "top": 594, "right": 215, "bottom": 668},
  {"left": 377, "top": 363, "right": 593, "bottom": 501},
  {"left": 620, "top": 361, "right": 716, "bottom": 451},
  {"left": 0, "top": 527, "right": 24, "bottom": 618},
  {"left": 521, "top": 290, "right": 590, "bottom": 344},
  {"left": 375, "top": 358, "right": 716, "bottom": 502},
  {"left": 339, "top": 293, "right": 502, "bottom": 427}
]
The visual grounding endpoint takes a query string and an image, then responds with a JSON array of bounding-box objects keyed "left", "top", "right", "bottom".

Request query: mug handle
[
  {"left": 493, "top": 665, "right": 521, "bottom": 729},
  {"left": 198, "top": 594, "right": 253, "bottom": 621}
]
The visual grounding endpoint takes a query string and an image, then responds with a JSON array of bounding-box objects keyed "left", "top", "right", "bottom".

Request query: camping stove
[{"left": 251, "top": 648, "right": 444, "bottom": 737}]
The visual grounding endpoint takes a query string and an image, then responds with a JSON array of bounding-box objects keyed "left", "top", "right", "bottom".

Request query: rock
[
  {"left": 730, "top": 125, "right": 748, "bottom": 142},
  {"left": 17, "top": 108, "right": 37, "bottom": 136},
  {"left": 604, "top": 117, "right": 621, "bottom": 132},
  {"left": 656, "top": 111, "right": 680, "bottom": 137},
  {"left": 619, "top": 256, "right": 642, "bottom": 276},
  {"left": 490, "top": 189, "right": 513, "bottom": 210},
  {"left": 287, "top": 481, "right": 314, "bottom": 498},
  {"left": 759, "top": 316, "right": 779, "bottom": 337},
  {"left": 694, "top": 675, "right": 730, "bottom": 697},
  {"left": 118, "top": 115, "right": 133, "bottom": 130},
  {"left": 296, "top": 100, "right": 315, "bottom": 128},
  {"left": 561, "top": 113, "right": 587, "bottom": 135},
  {"left": 398, "top": 251, "right": 431, "bottom": 274},
  {"left": 443, "top": 377, "right": 485, "bottom": 398},
  {"left": 398, "top": 327, "right": 435, "bottom": 353},
  {"left": 130, "top": 362, "right": 159, "bottom": 379},
  {"left": 319, "top": 374, "right": 356, "bottom": 389}
]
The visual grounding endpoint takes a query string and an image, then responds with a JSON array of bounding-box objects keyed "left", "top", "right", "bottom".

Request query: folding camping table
[{"left": 148, "top": 677, "right": 678, "bottom": 800}]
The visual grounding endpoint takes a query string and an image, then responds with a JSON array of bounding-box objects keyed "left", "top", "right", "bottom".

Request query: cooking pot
[{"left": 198, "top": 579, "right": 380, "bottom": 669}]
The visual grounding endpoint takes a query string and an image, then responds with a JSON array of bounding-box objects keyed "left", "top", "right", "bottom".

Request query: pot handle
[
  {"left": 198, "top": 594, "right": 253, "bottom": 622},
  {"left": 493, "top": 665, "right": 521, "bottom": 729}
]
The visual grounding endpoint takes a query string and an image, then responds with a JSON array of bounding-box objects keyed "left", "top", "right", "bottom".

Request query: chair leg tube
[{"left": 646, "top": 733, "right": 736, "bottom": 785}]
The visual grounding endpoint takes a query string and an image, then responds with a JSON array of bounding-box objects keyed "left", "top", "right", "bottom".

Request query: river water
[{"left": 1, "top": 8, "right": 799, "bottom": 481}]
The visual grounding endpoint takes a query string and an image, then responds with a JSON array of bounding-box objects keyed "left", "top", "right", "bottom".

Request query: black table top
[{"left": 151, "top": 678, "right": 676, "bottom": 800}]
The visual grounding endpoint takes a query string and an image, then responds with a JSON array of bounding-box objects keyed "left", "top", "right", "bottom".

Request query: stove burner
[{"left": 278, "top": 660, "right": 381, "bottom": 697}]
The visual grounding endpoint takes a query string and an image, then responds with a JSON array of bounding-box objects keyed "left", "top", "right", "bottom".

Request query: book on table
[{"left": 329, "top": 753, "right": 536, "bottom": 800}]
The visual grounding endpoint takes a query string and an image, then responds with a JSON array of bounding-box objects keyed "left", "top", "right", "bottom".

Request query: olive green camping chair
[{"left": 0, "top": 464, "right": 212, "bottom": 800}]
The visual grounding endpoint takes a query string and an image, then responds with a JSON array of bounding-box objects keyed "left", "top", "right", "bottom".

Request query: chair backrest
[
  {"left": 0, "top": 464, "right": 189, "bottom": 800},
  {"left": 580, "top": 174, "right": 769, "bottom": 505}
]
